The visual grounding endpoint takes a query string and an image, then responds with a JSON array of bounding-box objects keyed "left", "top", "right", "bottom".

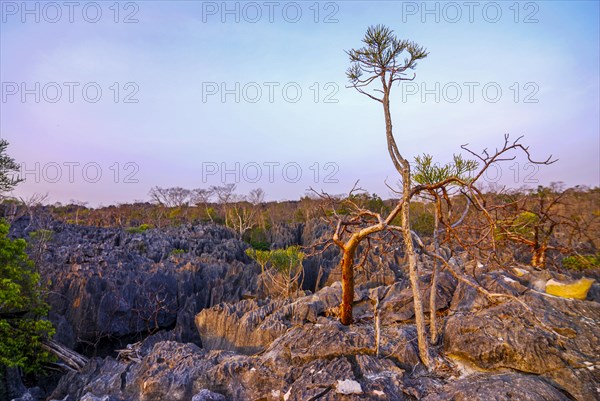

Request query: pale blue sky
[{"left": 1, "top": 1, "right": 598, "bottom": 205}]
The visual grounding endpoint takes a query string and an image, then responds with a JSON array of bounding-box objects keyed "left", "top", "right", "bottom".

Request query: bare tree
[
  {"left": 316, "top": 134, "right": 555, "bottom": 368},
  {"left": 248, "top": 187, "right": 265, "bottom": 205},
  {"left": 210, "top": 184, "right": 236, "bottom": 226},
  {"left": 19, "top": 192, "right": 49, "bottom": 227},
  {"left": 191, "top": 188, "right": 215, "bottom": 222},
  {"left": 229, "top": 188, "right": 265, "bottom": 236},
  {"left": 493, "top": 184, "right": 574, "bottom": 268},
  {"left": 69, "top": 199, "right": 88, "bottom": 225},
  {"left": 148, "top": 186, "right": 191, "bottom": 208}
]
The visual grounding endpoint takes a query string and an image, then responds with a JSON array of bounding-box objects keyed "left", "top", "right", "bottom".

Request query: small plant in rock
[
  {"left": 562, "top": 253, "right": 600, "bottom": 270},
  {"left": 246, "top": 246, "right": 305, "bottom": 297},
  {"left": 126, "top": 223, "right": 152, "bottom": 234},
  {"left": 170, "top": 248, "right": 186, "bottom": 256}
]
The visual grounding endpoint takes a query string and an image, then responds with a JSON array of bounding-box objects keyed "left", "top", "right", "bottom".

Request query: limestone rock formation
[{"left": 10, "top": 218, "right": 258, "bottom": 350}]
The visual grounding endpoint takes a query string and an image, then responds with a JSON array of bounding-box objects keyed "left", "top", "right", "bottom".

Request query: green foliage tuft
[
  {"left": 247, "top": 246, "right": 305, "bottom": 298},
  {"left": 562, "top": 253, "right": 600, "bottom": 270},
  {"left": 269, "top": 246, "right": 305, "bottom": 275},
  {"left": 413, "top": 153, "right": 478, "bottom": 186},
  {"left": 496, "top": 211, "right": 539, "bottom": 241},
  {"left": 28, "top": 229, "right": 54, "bottom": 243}
]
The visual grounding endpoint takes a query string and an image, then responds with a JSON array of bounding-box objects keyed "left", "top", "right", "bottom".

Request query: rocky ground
[{"left": 5, "top": 217, "right": 600, "bottom": 401}]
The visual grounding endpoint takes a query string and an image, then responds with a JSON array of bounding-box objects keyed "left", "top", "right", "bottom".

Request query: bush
[
  {"left": 126, "top": 223, "right": 151, "bottom": 234},
  {"left": 249, "top": 240, "right": 270, "bottom": 251},
  {"left": 0, "top": 220, "right": 55, "bottom": 373},
  {"left": 410, "top": 205, "right": 435, "bottom": 236},
  {"left": 246, "top": 246, "right": 305, "bottom": 297},
  {"left": 244, "top": 227, "right": 271, "bottom": 251}
]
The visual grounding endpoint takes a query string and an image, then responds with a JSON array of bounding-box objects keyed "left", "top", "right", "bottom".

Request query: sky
[{"left": 1, "top": 0, "right": 599, "bottom": 206}]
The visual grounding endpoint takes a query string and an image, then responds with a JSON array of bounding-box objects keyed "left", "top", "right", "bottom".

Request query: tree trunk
[
  {"left": 532, "top": 245, "right": 546, "bottom": 268},
  {"left": 430, "top": 205, "right": 440, "bottom": 345},
  {"left": 41, "top": 339, "right": 88, "bottom": 371},
  {"left": 382, "top": 91, "right": 431, "bottom": 368},
  {"left": 401, "top": 176, "right": 431, "bottom": 368},
  {"left": 374, "top": 297, "right": 381, "bottom": 357},
  {"left": 340, "top": 241, "right": 358, "bottom": 325}
]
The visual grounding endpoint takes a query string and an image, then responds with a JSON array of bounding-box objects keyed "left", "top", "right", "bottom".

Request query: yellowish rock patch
[{"left": 545, "top": 278, "right": 595, "bottom": 300}]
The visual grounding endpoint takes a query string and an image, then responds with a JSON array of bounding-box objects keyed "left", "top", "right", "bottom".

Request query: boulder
[
  {"left": 445, "top": 272, "right": 600, "bottom": 401},
  {"left": 195, "top": 283, "right": 344, "bottom": 354}
]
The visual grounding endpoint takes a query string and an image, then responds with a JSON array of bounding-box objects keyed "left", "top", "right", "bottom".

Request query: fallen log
[{"left": 41, "top": 339, "right": 88, "bottom": 371}]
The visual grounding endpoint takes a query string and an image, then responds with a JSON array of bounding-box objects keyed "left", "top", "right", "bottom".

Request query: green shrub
[
  {"left": 411, "top": 208, "right": 435, "bottom": 236},
  {"left": 562, "top": 253, "right": 600, "bottom": 270},
  {"left": 205, "top": 207, "right": 217, "bottom": 221},
  {"left": 246, "top": 246, "right": 305, "bottom": 297},
  {"left": 170, "top": 248, "right": 186, "bottom": 256},
  {"left": 126, "top": 223, "right": 151, "bottom": 234},
  {"left": 0, "top": 220, "right": 55, "bottom": 373},
  {"left": 249, "top": 240, "right": 270, "bottom": 251},
  {"left": 244, "top": 227, "right": 271, "bottom": 251}
]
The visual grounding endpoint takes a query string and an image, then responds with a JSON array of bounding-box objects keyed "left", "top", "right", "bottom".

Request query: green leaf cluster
[
  {"left": 0, "top": 139, "right": 23, "bottom": 193},
  {"left": 413, "top": 153, "right": 478, "bottom": 186},
  {"left": 346, "top": 25, "right": 428, "bottom": 83}
]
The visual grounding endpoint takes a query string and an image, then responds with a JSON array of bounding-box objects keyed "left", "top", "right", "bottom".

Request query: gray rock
[
  {"left": 49, "top": 278, "right": 594, "bottom": 401},
  {"left": 80, "top": 393, "right": 113, "bottom": 401},
  {"left": 16, "top": 211, "right": 594, "bottom": 401},
  {"left": 422, "top": 374, "right": 571, "bottom": 401},
  {"left": 335, "top": 379, "right": 362, "bottom": 394},
  {"left": 14, "top": 219, "right": 259, "bottom": 349},
  {"left": 191, "top": 389, "right": 226, "bottom": 401},
  {"left": 3, "top": 366, "right": 26, "bottom": 401},
  {"left": 196, "top": 271, "right": 456, "bottom": 357},
  {"left": 195, "top": 283, "right": 343, "bottom": 354},
  {"left": 10, "top": 392, "right": 36, "bottom": 401},
  {"left": 376, "top": 271, "right": 456, "bottom": 323},
  {"left": 444, "top": 272, "right": 600, "bottom": 401}
]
